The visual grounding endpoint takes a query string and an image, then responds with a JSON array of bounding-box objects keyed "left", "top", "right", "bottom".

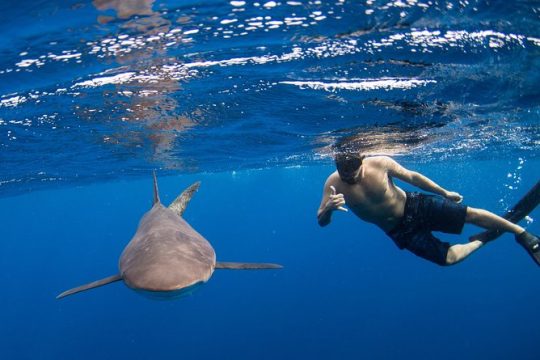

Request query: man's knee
[{"left": 446, "top": 242, "right": 482, "bottom": 265}]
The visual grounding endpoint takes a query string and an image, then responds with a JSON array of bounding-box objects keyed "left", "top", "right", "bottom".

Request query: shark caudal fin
[
  {"left": 215, "top": 262, "right": 283, "bottom": 270},
  {"left": 168, "top": 181, "right": 201, "bottom": 217},
  {"left": 152, "top": 171, "right": 160, "bottom": 205},
  {"left": 56, "top": 274, "right": 123, "bottom": 299}
]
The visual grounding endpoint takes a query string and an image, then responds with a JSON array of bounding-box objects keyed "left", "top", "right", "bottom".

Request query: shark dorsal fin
[
  {"left": 169, "top": 181, "right": 201, "bottom": 217},
  {"left": 152, "top": 171, "right": 160, "bottom": 205}
]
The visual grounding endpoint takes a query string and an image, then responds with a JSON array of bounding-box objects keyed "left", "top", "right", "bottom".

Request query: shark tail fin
[
  {"left": 56, "top": 274, "right": 122, "bottom": 299},
  {"left": 168, "top": 181, "right": 201, "bottom": 217},
  {"left": 215, "top": 261, "right": 283, "bottom": 270},
  {"left": 152, "top": 171, "right": 160, "bottom": 205}
]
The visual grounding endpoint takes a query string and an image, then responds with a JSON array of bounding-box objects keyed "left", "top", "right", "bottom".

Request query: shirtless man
[{"left": 317, "top": 153, "right": 540, "bottom": 266}]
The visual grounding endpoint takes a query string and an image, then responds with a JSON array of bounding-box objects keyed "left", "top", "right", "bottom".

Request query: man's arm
[
  {"left": 383, "top": 157, "right": 463, "bottom": 202},
  {"left": 317, "top": 177, "right": 348, "bottom": 227}
]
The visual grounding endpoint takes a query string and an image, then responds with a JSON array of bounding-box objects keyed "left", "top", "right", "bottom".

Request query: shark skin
[{"left": 57, "top": 173, "right": 282, "bottom": 300}]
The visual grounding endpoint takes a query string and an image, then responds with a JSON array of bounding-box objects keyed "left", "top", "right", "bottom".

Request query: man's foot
[{"left": 516, "top": 231, "right": 540, "bottom": 267}]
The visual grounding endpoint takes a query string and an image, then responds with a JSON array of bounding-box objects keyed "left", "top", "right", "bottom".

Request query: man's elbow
[
  {"left": 409, "top": 171, "right": 422, "bottom": 184},
  {"left": 317, "top": 215, "right": 330, "bottom": 227}
]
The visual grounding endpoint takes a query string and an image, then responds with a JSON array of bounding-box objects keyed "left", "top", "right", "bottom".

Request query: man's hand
[
  {"left": 445, "top": 191, "right": 463, "bottom": 203},
  {"left": 326, "top": 186, "right": 348, "bottom": 212}
]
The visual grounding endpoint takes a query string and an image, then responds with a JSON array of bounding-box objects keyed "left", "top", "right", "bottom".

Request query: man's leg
[
  {"left": 445, "top": 207, "right": 523, "bottom": 265},
  {"left": 445, "top": 207, "right": 532, "bottom": 265},
  {"left": 445, "top": 207, "right": 540, "bottom": 266},
  {"left": 446, "top": 240, "right": 483, "bottom": 265},
  {"left": 466, "top": 207, "right": 524, "bottom": 237}
]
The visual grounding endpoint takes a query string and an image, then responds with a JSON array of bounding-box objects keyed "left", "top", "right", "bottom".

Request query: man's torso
[{"left": 329, "top": 156, "right": 406, "bottom": 231}]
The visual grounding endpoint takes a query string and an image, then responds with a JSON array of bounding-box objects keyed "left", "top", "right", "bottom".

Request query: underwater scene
[{"left": 0, "top": 0, "right": 538, "bottom": 359}]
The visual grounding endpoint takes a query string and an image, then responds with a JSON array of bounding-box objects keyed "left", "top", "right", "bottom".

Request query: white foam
[
  {"left": 49, "top": 53, "right": 82, "bottom": 60},
  {"left": 527, "top": 37, "right": 540, "bottom": 46},
  {"left": 72, "top": 72, "right": 136, "bottom": 88},
  {"left": 0, "top": 96, "right": 27, "bottom": 107},
  {"left": 221, "top": 19, "right": 238, "bottom": 25},
  {"left": 280, "top": 78, "right": 437, "bottom": 92},
  {"left": 378, "top": 29, "right": 527, "bottom": 50},
  {"left": 263, "top": 1, "right": 277, "bottom": 8},
  {"left": 15, "top": 59, "right": 44, "bottom": 68}
]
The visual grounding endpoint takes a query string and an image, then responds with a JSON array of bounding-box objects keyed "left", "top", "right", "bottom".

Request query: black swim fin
[
  {"left": 516, "top": 231, "right": 540, "bottom": 267},
  {"left": 470, "top": 180, "right": 540, "bottom": 243}
]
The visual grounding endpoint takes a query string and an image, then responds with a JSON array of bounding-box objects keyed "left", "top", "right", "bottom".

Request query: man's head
[{"left": 335, "top": 152, "right": 363, "bottom": 184}]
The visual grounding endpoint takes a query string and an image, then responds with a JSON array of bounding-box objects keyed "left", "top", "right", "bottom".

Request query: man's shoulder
[
  {"left": 326, "top": 171, "right": 340, "bottom": 183},
  {"left": 364, "top": 155, "right": 394, "bottom": 167},
  {"left": 365, "top": 154, "right": 393, "bottom": 161}
]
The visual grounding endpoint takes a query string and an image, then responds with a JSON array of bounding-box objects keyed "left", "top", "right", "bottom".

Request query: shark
[{"left": 57, "top": 173, "right": 282, "bottom": 299}]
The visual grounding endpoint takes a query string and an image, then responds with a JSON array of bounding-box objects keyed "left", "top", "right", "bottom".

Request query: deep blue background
[
  {"left": 0, "top": 159, "right": 538, "bottom": 359},
  {"left": 0, "top": 1, "right": 539, "bottom": 358}
]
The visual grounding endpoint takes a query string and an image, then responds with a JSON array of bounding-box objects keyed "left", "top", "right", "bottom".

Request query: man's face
[
  {"left": 336, "top": 154, "right": 362, "bottom": 184},
  {"left": 340, "top": 166, "right": 361, "bottom": 184}
]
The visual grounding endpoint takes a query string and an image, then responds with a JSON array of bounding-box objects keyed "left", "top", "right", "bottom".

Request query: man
[{"left": 317, "top": 152, "right": 540, "bottom": 266}]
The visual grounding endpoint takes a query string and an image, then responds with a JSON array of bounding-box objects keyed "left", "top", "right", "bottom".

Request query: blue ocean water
[{"left": 0, "top": 0, "right": 539, "bottom": 359}]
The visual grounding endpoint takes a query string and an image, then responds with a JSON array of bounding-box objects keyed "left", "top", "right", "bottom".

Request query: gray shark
[{"left": 57, "top": 173, "right": 282, "bottom": 299}]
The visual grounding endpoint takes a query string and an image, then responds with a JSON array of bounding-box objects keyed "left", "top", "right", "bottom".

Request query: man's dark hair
[{"left": 335, "top": 152, "right": 364, "bottom": 184}]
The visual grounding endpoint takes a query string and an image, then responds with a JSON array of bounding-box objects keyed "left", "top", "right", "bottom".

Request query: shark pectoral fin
[
  {"left": 168, "top": 181, "right": 201, "bottom": 217},
  {"left": 56, "top": 274, "right": 123, "bottom": 299},
  {"left": 215, "top": 261, "right": 283, "bottom": 270}
]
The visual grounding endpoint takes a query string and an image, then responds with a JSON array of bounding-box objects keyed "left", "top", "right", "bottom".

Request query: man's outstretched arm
[{"left": 383, "top": 157, "right": 463, "bottom": 202}]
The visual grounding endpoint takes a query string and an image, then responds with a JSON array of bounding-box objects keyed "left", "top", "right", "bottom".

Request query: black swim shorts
[{"left": 386, "top": 192, "right": 468, "bottom": 266}]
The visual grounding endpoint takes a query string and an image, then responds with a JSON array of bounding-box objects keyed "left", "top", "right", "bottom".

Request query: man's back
[{"left": 320, "top": 156, "right": 406, "bottom": 231}]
